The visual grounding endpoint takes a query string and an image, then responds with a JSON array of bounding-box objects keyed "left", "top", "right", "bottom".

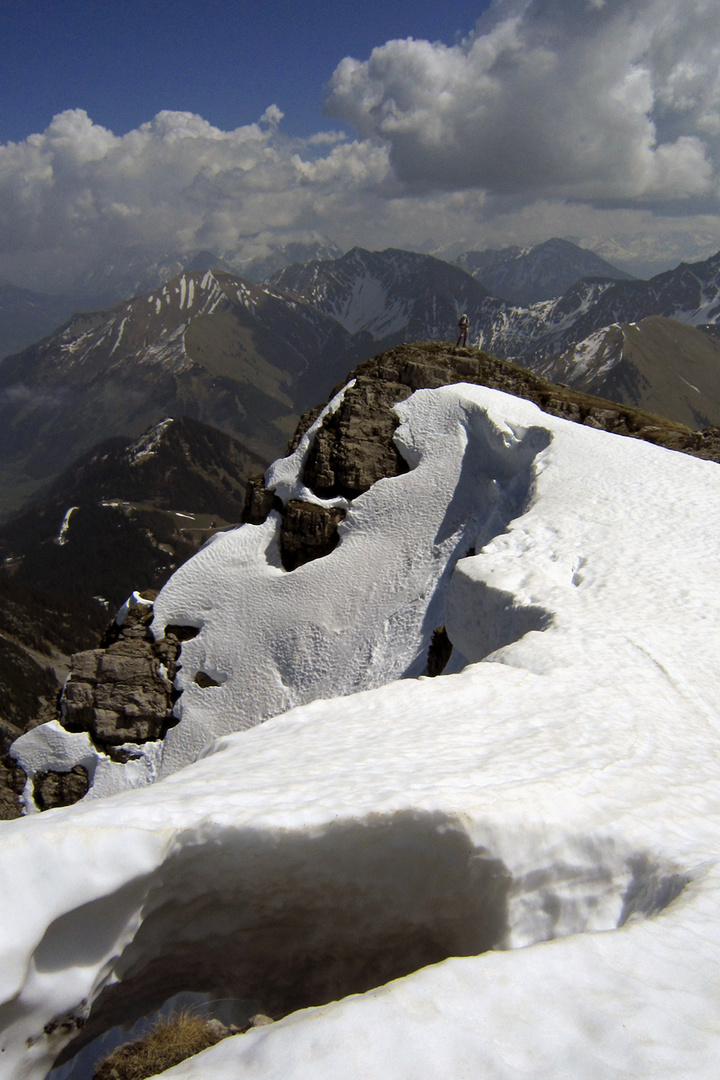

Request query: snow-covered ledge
[{"left": 0, "top": 384, "right": 719, "bottom": 1079}]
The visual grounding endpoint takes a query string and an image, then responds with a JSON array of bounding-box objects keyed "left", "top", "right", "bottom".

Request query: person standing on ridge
[{"left": 456, "top": 313, "right": 469, "bottom": 348}]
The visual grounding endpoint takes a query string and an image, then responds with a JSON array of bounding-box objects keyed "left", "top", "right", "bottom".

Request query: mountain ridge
[
  {"left": 456, "top": 237, "right": 634, "bottom": 305},
  {"left": 4, "top": 245, "right": 720, "bottom": 518}
]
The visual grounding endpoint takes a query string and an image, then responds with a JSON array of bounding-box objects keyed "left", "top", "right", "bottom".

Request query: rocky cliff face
[
  {"left": 61, "top": 597, "right": 182, "bottom": 750},
  {"left": 243, "top": 342, "right": 719, "bottom": 584},
  {"left": 0, "top": 596, "right": 191, "bottom": 818}
]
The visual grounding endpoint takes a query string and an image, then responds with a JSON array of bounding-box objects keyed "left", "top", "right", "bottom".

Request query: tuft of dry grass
[{"left": 92, "top": 1010, "right": 224, "bottom": 1080}]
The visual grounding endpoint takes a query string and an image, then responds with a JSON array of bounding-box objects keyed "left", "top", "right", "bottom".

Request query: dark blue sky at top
[{"left": 0, "top": 0, "right": 492, "bottom": 143}]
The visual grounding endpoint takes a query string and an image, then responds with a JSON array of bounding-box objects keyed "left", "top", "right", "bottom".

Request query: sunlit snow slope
[{"left": 2, "top": 383, "right": 720, "bottom": 1080}]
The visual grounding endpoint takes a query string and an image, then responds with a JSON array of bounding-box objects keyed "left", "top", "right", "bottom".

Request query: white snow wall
[{"left": 150, "top": 386, "right": 552, "bottom": 778}]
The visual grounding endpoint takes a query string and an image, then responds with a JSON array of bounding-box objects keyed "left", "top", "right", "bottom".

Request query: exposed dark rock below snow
[
  {"left": 61, "top": 598, "right": 183, "bottom": 749},
  {"left": 245, "top": 343, "right": 720, "bottom": 574}
]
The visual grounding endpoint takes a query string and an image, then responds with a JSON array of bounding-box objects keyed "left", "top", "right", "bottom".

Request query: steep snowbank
[
  {"left": 1, "top": 383, "right": 720, "bottom": 1079},
  {"left": 150, "top": 384, "right": 551, "bottom": 776},
  {"left": 12, "top": 380, "right": 550, "bottom": 794}
]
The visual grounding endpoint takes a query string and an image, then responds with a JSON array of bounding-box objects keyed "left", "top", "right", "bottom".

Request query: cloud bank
[
  {"left": 326, "top": 0, "right": 720, "bottom": 204},
  {"left": 0, "top": 108, "right": 390, "bottom": 290},
  {"left": 1, "top": 0, "right": 719, "bottom": 292}
]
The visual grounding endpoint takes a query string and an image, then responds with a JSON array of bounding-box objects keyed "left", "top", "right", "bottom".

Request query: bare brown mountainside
[
  {"left": 0, "top": 269, "right": 363, "bottom": 515},
  {"left": 539, "top": 317, "right": 720, "bottom": 431}
]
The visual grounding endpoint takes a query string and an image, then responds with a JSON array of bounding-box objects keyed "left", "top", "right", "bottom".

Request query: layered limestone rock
[
  {"left": 302, "top": 376, "right": 412, "bottom": 498},
  {"left": 61, "top": 597, "right": 186, "bottom": 751},
  {"left": 5, "top": 598, "right": 201, "bottom": 813}
]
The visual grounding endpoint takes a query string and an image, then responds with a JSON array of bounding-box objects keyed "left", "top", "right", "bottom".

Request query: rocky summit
[{"left": 5, "top": 340, "right": 720, "bottom": 820}]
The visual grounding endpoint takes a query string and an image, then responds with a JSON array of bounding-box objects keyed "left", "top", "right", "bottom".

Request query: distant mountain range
[
  {"left": 241, "top": 240, "right": 344, "bottom": 283},
  {"left": 455, "top": 238, "right": 634, "bottom": 305},
  {"left": 270, "top": 246, "right": 497, "bottom": 343},
  {"left": 3, "top": 241, "right": 720, "bottom": 516},
  {"left": 0, "top": 236, "right": 641, "bottom": 361},
  {"left": 0, "top": 268, "right": 366, "bottom": 513},
  {"left": 0, "top": 241, "right": 343, "bottom": 361}
]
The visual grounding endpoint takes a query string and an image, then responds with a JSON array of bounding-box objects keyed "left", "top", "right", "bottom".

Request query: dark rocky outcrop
[
  {"left": 2, "top": 601, "right": 202, "bottom": 813},
  {"left": 302, "top": 377, "right": 412, "bottom": 498},
  {"left": 243, "top": 342, "right": 720, "bottom": 571},
  {"left": 242, "top": 473, "right": 283, "bottom": 525},
  {"left": 279, "top": 501, "right": 347, "bottom": 571},
  {"left": 0, "top": 754, "right": 27, "bottom": 820},
  {"left": 61, "top": 597, "right": 187, "bottom": 749},
  {"left": 33, "top": 766, "right": 89, "bottom": 811}
]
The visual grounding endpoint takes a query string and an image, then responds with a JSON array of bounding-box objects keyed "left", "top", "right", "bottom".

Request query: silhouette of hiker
[{"left": 456, "top": 313, "right": 469, "bottom": 347}]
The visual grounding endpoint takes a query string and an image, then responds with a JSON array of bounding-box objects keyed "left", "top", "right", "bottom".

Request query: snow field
[
  {"left": 2, "top": 383, "right": 720, "bottom": 1077},
  {"left": 149, "top": 383, "right": 553, "bottom": 780}
]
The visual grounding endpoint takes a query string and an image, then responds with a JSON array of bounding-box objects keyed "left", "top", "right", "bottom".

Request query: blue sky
[
  {"left": 0, "top": 0, "right": 490, "bottom": 142},
  {"left": 1, "top": 0, "right": 719, "bottom": 290}
]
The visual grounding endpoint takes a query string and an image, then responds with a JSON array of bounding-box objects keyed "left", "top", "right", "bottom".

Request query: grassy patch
[{"left": 92, "top": 1010, "right": 224, "bottom": 1080}]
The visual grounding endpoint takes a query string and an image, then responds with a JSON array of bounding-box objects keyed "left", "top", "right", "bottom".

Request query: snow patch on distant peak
[
  {"left": 55, "top": 506, "right": 79, "bottom": 546},
  {"left": 127, "top": 418, "right": 174, "bottom": 464}
]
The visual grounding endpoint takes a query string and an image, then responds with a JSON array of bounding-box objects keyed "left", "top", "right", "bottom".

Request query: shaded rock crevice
[
  {"left": 425, "top": 626, "right": 454, "bottom": 677},
  {"left": 33, "top": 765, "right": 89, "bottom": 811},
  {"left": 241, "top": 473, "right": 283, "bottom": 526},
  {"left": 279, "top": 501, "right": 347, "bottom": 572}
]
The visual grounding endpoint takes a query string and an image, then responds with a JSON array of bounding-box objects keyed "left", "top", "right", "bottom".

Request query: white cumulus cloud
[
  {"left": 325, "top": 0, "right": 720, "bottom": 205},
  {"left": 0, "top": 108, "right": 390, "bottom": 290},
  {"left": 1, "top": 0, "right": 720, "bottom": 295}
]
